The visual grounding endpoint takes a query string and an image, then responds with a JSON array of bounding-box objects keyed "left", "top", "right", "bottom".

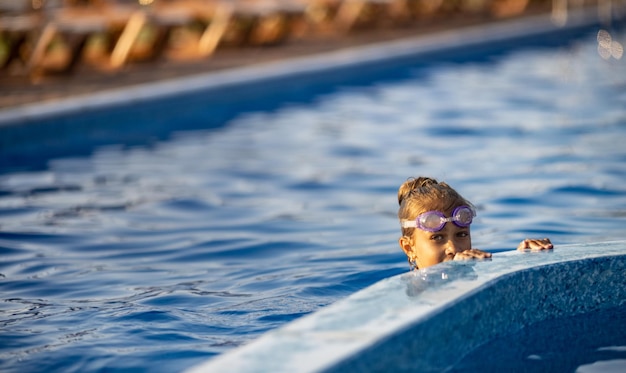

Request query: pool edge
[{"left": 185, "top": 241, "right": 626, "bottom": 373}]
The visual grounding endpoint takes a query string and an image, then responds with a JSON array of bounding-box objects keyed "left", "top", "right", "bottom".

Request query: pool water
[{"left": 1, "top": 25, "right": 626, "bottom": 373}]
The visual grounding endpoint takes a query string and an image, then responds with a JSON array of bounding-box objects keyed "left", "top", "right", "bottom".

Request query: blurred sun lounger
[
  {"left": 0, "top": 1, "right": 44, "bottom": 72},
  {"left": 0, "top": 0, "right": 546, "bottom": 79},
  {"left": 24, "top": 0, "right": 237, "bottom": 76},
  {"left": 1, "top": 0, "right": 309, "bottom": 77}
]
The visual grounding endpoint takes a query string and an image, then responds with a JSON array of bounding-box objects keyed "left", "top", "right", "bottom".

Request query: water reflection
[
  {"left": 597, "top": 29, "right": 624, "bottom": 59},
  {"left": 402, "top": 262, "right": 481, "bottom": 297}
]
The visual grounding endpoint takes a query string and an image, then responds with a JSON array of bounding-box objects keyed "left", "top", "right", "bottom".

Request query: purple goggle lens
[{"left": 401, "top": 206, "right": 475, "bottom": 232}]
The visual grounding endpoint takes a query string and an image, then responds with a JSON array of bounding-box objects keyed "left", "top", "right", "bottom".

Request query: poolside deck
[{"left": 0, "top": 2, "right": 581, "bottom": 110}]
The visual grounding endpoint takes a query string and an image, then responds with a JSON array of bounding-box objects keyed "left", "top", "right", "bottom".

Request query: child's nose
[{"left": 445, "top": 240, "right": 461, "bottom": 256}]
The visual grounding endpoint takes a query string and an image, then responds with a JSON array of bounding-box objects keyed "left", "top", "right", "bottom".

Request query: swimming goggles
[{"left": 401, "top": 206, "right": 475, "bottom": 232}]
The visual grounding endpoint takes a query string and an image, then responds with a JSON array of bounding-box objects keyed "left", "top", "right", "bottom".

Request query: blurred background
[{"left": 2, "top": 0, "right": 609, "bottom": 107}]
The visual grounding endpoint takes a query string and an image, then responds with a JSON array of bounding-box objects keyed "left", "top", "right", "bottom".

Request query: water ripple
[{"left": 1, "top": 28, "right": 626, "bottom": 373}]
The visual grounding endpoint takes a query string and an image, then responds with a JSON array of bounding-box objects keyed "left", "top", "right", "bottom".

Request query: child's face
[{"left": 399, "top": 213, "right": 472, "bottom": 269}]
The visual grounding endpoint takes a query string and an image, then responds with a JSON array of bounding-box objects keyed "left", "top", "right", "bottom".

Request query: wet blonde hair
[{"left": 397, "top": 176, "right": 473, "bottom": 237}]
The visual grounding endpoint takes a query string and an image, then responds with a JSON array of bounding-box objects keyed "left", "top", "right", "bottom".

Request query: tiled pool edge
[
  {"left": 0, "top": 7, "right": 606, "bottom": 127},
  {"left": 186, "top": 241, "right": 626, "bottom": 373}
]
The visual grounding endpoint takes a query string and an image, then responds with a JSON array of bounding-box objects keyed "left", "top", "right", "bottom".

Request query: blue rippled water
[{"left": 1, "top": 24, "right": 626, "bottom": 373}]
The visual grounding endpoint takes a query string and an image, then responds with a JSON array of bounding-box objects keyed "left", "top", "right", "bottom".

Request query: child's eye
[
  {"left": 430, "top": 234, "right": 444, "bottom": 241},
  {"left": 457, "top": 231, "right": 469, "bottom": 238}
]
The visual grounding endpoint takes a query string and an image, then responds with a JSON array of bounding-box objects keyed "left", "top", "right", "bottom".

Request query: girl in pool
[{"left": 398, "top": 176, "right": 553, "bottom": 270}]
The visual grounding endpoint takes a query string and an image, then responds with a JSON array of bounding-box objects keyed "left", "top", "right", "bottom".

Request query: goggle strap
[{"left": 401, "top": 220, "right": 417, "bottom": 228}]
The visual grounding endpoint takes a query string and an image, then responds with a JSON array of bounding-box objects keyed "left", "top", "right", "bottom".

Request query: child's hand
[
  {"left": 517, "top": 238, "right": 553, "bottom": 251},
  {"left": 453, "top": 249, "right": 492, "bottom": 261}
]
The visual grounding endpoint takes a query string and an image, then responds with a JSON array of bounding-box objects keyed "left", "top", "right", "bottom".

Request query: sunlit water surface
[{"left": 1, "top": 27, "right": 626, "bottom": 373}]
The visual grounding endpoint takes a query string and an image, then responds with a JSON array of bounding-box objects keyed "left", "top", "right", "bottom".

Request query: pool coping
[
  {"left": 0, "top": 7, "right": 606, "bottom": 127},
  {"left": 185, "top": 241, "right": 626, "bottom": 373}
]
